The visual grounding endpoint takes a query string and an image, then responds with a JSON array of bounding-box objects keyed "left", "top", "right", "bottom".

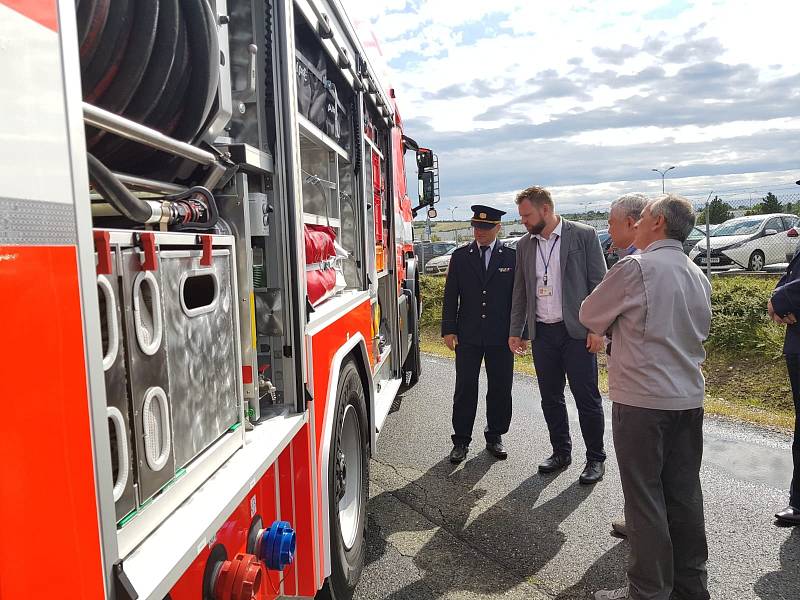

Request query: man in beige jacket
[{"left": 579, "top": 194, "right": 712, "bottom": 600}]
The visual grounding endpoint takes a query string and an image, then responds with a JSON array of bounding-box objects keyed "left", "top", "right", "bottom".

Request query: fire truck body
[{"left": 0, "top": 1, "right": 437, "bottom": 598}]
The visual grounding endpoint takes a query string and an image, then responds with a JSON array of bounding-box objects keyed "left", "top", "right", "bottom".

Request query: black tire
[
  {"left": 316, "top": 360, "right": 369, "bottom": 600},
  {"left": 748, "top": 250, "right": 765, "bottom": 272},
  {"left": 402, "top": 291, "right": 422, "bottom": 389}
]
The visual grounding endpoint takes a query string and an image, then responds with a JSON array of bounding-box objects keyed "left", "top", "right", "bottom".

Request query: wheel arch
[{"left": 318, "top": 333, "right": 374, "bottom": 582}]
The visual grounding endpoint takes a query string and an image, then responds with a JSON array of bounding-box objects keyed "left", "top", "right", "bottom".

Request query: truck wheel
[
  {"left": 402, "top": 292, "right": 422, "bottom": 389},
  {"left": 317, "top": 360, "right": 369, "bottom": 600}
]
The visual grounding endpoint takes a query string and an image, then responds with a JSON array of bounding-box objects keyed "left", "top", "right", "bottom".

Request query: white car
[
  {"left": 689, "top": 213, "right": 799, "bottom": 271},
  {"left": 500, "top": 235, "right": 524, "bottom": 249},
  {"left": 424, "top": 244, "right": 461, "bottom": 275}
]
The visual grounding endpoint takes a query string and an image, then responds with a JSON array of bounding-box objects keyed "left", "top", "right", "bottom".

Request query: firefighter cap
[{"left": 470, "top": 204, "right": 505, "bottom": 229}]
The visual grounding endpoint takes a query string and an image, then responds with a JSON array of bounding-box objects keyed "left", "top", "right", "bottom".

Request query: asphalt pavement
[{"left": 354, "top": 354, "right": 800, "bottom": 600}]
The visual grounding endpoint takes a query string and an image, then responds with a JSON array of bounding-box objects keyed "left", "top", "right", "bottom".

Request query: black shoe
[
  {"left": 486, "top": 441, "right": 508, "bottom": 460},
  {"left": 449, "top": 445, "right": 468, "bottom": 464},
  {"left": 538, "top": 453, "right": 572, "bottom": 473},
  {"left": 579, "top": 460, "right": 605, "bottom": 485},
  {"left": 775, "top": 506, "right": 800, "bottom": 525}
]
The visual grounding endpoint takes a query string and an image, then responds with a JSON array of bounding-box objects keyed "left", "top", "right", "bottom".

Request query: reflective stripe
[{"left": 0, "top": 197, "right": 76, "bottom": 245}]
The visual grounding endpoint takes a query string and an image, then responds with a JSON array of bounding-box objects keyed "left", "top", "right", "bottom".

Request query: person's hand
[
  {"left": 769, "top": 300, "right": 797, "bottom": 325},
  {"left": 586, "top": 333, "right": 604, "bottom": 353},
  {"left": 509, "top": 336, "right": 528, "bottom": 355},
  {"left": 443, "top": 334, "right": 458, "bottom": 351}
]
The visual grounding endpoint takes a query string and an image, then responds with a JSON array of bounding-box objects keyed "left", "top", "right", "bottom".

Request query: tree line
[{"left": 696, "top": 192, "right": 798, "bottom": 225}]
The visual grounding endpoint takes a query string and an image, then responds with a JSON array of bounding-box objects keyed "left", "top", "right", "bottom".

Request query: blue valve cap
[{"left": 258, "top": 520, "right": 296, "bottom": 571}]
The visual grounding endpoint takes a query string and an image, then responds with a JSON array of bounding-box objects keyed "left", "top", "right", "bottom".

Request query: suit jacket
[
  {"left": 441, "top": 240, "right": 518, "bottom": 346},
  {"left": 510, "top": 219, "right": 607, "bottom": 341},
  {"left": 772, "top": 251, "right": 800, "bottom": 354}
]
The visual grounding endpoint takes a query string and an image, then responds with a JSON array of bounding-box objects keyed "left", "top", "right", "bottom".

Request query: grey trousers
[{"left": 613, "top": 403, "right": 710, "bottom": 600}]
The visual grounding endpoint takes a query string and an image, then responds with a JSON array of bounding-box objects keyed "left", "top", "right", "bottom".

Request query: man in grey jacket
[
  {"left": 606, "top": 192, "right": 649, "bottom": 539},
  {"left": 508, "top": 186, "right": 608, "bottom": 485},
  {"left": 580, "top": 194, "right": 712, "bottom": 600}
]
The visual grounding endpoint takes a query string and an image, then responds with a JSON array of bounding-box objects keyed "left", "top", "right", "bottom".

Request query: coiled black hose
[
  {"left": 77, "top": 0, "right": 219, "bottom": 179},
  {"left": 86, "top": 152, "right": 154, "bottom": 222}
]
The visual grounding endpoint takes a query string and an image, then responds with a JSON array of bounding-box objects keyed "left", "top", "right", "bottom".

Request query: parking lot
[{"left": 355, "top": 355, "right": 799, "bottom": 600}]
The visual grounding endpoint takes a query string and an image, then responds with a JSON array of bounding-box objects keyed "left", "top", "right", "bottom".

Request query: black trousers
[
  {"left": 614, "top": 403, "right": 709, "bottom": 600},
  {"left": 452, "top": 342, "right": 513, "bottom": 446},
  {"left": 785, "top": 354, "right": 800, "bottom": 507},
  {"left": 530, "top": 321, "right": 606, "bottom": 462}
]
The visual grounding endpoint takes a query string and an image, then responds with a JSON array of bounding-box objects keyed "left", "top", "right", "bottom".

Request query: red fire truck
[{"left": 0, "top": 1, "right": 439, "bottom": 598}]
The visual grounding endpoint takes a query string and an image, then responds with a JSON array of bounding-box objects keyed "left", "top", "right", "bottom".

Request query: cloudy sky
[{"left": 341, "top": 0, "right": 800, "bottom": 217}]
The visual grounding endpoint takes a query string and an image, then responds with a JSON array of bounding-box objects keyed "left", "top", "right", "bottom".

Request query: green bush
[
  {"left": 421, "top": 273, "right": 786, "bottom": 358},
  {"left": 707, "top": 276, "right": 784, "bottom": 357},
  {"left": 419, "top": 275, "right": 446, "bottom": 333}
]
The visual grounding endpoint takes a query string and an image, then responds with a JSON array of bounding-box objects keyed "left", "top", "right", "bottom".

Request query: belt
[{"left": 536, "top": 320, "right": 564, "bottom": 327}]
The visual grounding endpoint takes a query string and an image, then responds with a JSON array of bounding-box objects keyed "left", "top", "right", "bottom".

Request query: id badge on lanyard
[{"left": 537, "top": 236, "right": 558, "bottom": 298}]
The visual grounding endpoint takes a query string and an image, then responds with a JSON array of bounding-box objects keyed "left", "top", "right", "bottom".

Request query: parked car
[
  {"left": 500, "top": 235, "right": 523, "bottom": 250},
  {"left": 682, "top": 226, "right": 709, "bottom": 255},
  {"left": 413, "top": 241, "right": 456, "bottom": 269},
  {"left": 688, "top": 213, "right": 799, "bottom": 271},
  {"left": 424, "top": 245, "right": 458, "bottom": 275},
  {"left": 423, "top": 242, "right": 472, "bottom": 275},
  {"left": 786, "top": 224, "right": 800, "bottom": 261}
]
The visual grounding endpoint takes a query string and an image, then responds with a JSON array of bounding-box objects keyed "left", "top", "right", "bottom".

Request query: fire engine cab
[{"left": 0, "top": 1, "right": 440, "bottom": 599}]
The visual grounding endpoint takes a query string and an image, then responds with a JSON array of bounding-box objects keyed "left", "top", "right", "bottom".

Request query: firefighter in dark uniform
[{"left": 442, "top": 205, "right": 520, "bottom": 463}]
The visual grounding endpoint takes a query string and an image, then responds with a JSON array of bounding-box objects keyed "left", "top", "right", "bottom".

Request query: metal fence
[
  {"left": 413, "top": 191, "right": 800, "bottom": 279},
  {"left": 594, "top": 191, "right": 800, "bottom": 277}
]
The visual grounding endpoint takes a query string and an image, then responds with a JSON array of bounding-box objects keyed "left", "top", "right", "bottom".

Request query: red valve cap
[{"left": 214, "top": 553, "right": 262, "bottom": 600}]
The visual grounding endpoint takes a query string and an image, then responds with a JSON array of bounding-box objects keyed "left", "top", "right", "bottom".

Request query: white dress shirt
[
  {"left": 478, "top": 239, "right": 497, "bottom": 270},
  {"left": 534, "top": 218, "right": 563, "bottom": 323}
]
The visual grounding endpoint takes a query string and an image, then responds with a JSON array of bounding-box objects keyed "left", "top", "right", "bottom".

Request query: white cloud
[
  {"left": 339, "top": 0, "right": 800, "bottom": 211},
  {"left": 569, "top": 118, "right": 800, "bottom": 146},
  {"left": 443, "top": 169, "right": 800, "bottom": 218}
]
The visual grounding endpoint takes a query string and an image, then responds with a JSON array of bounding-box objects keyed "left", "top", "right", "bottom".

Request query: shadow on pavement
[
  {"left": 366, "top": 452, "right": 598, "bottom": 598},
  {"left": 754, "top": 527, "right": 800, "bottom": 600},
  {"left": 554, "top": 540, "right": 628, "bottom": 599}
]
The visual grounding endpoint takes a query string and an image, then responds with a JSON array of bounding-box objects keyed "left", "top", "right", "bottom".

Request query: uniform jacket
[
  {"left": 441, "top": 240, "right": 518, "bottom": 346},
  {"left": 772, "top": 251, "right": 800, "bottom": 354},
  {"left": 510, "top": 219, "right": 607, "bottom": 341}
]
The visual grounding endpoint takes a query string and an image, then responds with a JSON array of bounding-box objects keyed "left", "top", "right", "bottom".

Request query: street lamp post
[
  {"left": 449, "top": 206, "right": 458, "bottom": 242},
  {"left": 652, "top": 166, "right": 676, "bottom": 194}
]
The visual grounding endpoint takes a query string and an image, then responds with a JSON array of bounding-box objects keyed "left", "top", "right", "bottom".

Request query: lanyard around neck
[{"left": 537, "top": 235, "right": 559, "bottom": 285}]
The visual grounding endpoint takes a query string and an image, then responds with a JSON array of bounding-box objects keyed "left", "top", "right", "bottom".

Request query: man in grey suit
[{"left": 508, "top": 186, "right": 608, "bottom": 484}]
